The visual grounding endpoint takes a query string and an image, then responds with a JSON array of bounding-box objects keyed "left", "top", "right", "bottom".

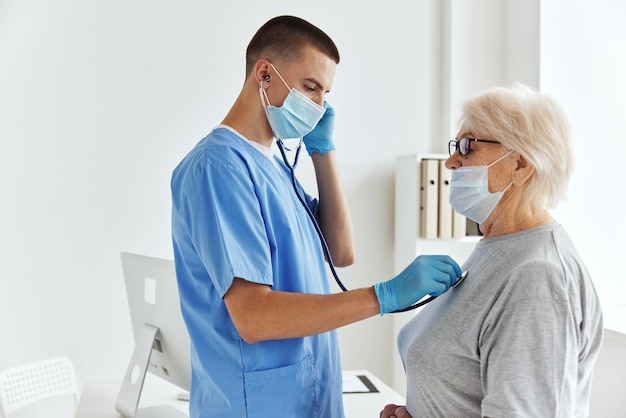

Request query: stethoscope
[{"left": 275, "top": 140, "right": 467, "bottom": 313}]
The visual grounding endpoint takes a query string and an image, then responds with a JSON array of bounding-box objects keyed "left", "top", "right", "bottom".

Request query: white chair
[{"left": 0, "top": 356, "right": 79, "bottom": 418}]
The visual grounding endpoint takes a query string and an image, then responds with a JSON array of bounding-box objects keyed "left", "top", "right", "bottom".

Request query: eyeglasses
[{"left": 448, "top": 137, "right": 501, "bottom": 156}]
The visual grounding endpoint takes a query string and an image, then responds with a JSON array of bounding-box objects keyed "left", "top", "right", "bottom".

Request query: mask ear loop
[
  {"left": 501, "top": 182, "right": 513, "bottom": 194},
  {"left": 259, "top": 79, "right": 274, "bottom": 124},
  {"left": 259, "top": 80, "right": 271, "bottom": 111},
  {"left": 487, "top": 150, "right": 515, "bottom": 194},
  {"left": 487, "top": 149, "right": 514, "bottom": 168},
  {"left": 269, "top": 63, "right": 292, "bottom": 91}
]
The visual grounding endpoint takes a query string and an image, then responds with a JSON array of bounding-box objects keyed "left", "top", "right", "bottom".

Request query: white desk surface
[{"left": 75, "top": 369, "right": 405, "bottom": 418}]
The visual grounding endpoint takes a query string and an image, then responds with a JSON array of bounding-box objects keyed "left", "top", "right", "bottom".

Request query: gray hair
[{"left": 460, "top": 83, "right": 573, "bottom": 209}]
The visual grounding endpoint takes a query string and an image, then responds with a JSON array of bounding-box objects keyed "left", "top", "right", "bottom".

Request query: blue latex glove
[
  {"left": 373, "top": 255, "right": 462, "bottom": 315},
  {"left": 303, "top": 102, "right": 336, "bottom": 155}
]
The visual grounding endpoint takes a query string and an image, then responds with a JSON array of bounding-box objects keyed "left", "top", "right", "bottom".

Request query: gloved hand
[
  {"left": 303, "top": 101, "right": 336, "bottom": 155},
  {"left": 373, "top": 255, "right": 462, "bottom": 315}
]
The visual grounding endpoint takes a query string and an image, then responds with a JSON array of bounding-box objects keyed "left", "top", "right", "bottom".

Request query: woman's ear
[{"left": 512, "top": 153, "right": 535, "bottom": 186}]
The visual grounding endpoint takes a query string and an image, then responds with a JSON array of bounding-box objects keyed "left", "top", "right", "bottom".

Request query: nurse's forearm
[{"left": 224, "top": 278, "right": 379, "bottom": 344}]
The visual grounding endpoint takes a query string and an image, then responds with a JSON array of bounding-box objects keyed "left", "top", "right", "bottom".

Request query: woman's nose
[{"left": 445, "top": 154, "right": 461, "bottom": 170}]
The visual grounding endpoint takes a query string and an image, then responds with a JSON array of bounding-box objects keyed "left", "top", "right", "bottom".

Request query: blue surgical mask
[
  {"left": 448, "top": 151, "right": 514, "bottom": 224},
  {"left": 259, "top": 63, "right": 325, "bottom": 140}
]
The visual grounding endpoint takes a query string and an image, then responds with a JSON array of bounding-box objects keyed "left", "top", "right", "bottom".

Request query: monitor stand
[
  {"left": 134, "top": 405, "right": 188, "bottom": 418},
  {"left": 115, "top": 323, "right": 188, "bottom": 418}
]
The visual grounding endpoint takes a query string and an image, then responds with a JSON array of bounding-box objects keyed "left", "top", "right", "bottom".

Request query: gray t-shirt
[{"left": 398, "top": 223, "right": 603, "bottom": 417}]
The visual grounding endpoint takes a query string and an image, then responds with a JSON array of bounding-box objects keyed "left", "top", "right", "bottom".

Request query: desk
[
  {"left": 75, "top": 370, "right": 404, "bottom": 418},
  {"left": 342, "top": 370, "right": 405, "bottom": 417}
]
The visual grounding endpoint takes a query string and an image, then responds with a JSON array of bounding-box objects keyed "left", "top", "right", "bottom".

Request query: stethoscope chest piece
[{"left": 454, "top": 271, "right": 468, "bottom": 288}]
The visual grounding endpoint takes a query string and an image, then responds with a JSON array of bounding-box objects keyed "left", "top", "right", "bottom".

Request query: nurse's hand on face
[
  {"left": 373, "top": 255, "right": 461, "bottom": 315},
  {"left": 380, "top": 404, "right": 412, "bottom": 418},
  {"left": 303, "top": 102, "right": 336, "bottom": 155}
]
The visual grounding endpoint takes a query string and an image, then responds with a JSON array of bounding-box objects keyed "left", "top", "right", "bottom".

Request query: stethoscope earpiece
[{"left": 264, "top": 75, "right": 270, "bottom": 82}]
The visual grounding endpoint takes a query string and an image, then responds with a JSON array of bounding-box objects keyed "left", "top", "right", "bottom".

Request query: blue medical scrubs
[{"left": 171, "top": 126, "right": 344, "bottom": 418}]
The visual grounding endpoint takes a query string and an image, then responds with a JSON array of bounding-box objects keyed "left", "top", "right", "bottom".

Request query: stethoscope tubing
[{"left": 277, "top": 140, "right": 347, "bottom": 292}]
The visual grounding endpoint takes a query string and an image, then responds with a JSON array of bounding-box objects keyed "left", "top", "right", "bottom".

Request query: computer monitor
[{"left": 116, "top": 252, "right": 191, "bottom": 418}]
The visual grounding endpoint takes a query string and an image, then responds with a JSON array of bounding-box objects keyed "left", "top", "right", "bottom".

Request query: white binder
[
  {"left": 452, "top": 207, "right": 467, "bottom": 238},
  {"left": 420, "top": 159, "right": 439, "bottom": 238},
  {"left": 438, "top": 160, "right": 453, "bottom": 238}
]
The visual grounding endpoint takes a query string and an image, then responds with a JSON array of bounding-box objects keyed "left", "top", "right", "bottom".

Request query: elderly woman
[{"left": 381, "top": 84, "right": 603, "bottom": 418}]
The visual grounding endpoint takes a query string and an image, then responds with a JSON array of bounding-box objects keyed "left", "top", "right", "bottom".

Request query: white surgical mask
[
  {"left": 259, "top": 64, "right": 325, "bottom": 140},
  {"left": 448, "top": 151, "right": 514, "bottom": 224}
]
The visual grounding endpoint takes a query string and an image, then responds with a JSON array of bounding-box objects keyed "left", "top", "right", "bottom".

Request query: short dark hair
[{"left": 245, "top": 15, "right": 340, "bottom": 76}]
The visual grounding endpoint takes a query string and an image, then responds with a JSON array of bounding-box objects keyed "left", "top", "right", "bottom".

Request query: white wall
[
  {"left": 0, "top": 0, "right": 442, "bottom": 388},
  {"left": 441, "top": 0, "right": 539, "bottom": 140},
  {"left": 540, "top": 3, "right": 626, "bottom": 416},
  {"left": 541, "top": 0, "right": 626, "bottom": 308}
]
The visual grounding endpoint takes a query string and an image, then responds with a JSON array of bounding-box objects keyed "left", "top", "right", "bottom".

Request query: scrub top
[{"left": 171, "top": 126, "right": 344, "bottom": 418}]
